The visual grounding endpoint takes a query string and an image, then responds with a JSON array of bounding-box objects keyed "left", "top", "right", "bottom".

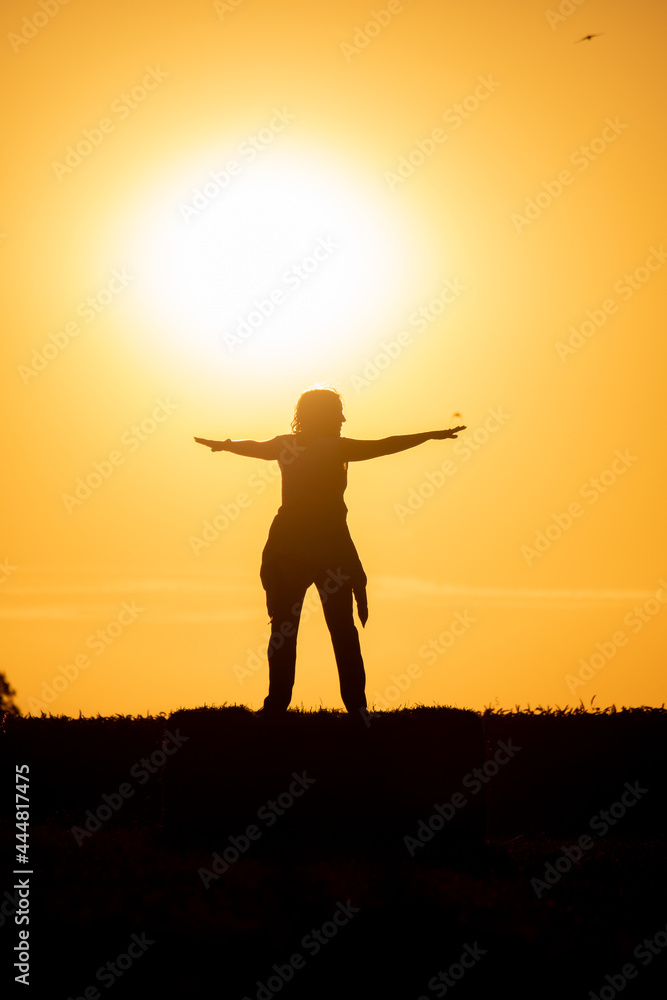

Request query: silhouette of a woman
[{"left": 195, "top": 387, "right": 464, "bottom": 716}]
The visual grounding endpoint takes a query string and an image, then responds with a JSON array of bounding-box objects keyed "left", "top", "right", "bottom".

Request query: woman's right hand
[{"left": 194, "top": 437, "right": 226, "bottom": 451}]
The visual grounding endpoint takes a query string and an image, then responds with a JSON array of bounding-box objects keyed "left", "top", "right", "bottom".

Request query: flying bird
[{"left": 576, "top": 33, "right": 603, "bottom": 42}]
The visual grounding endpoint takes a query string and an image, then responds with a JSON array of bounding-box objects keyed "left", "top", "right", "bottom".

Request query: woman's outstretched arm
[
  {"left": 194, "top": 437, "right": 281, "bottom": 459},
  {"left": 341, "top": 426, "right": 466, "bottom": 462}
]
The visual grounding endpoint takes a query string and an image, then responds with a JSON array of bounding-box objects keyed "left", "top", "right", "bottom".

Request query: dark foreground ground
[{"left": 1, "top": 705, "right": 666, "bottom": 999}]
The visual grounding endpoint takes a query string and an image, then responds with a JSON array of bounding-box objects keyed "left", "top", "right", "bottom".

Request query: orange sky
[{"left": 2, "top": 0, "right": 666, "bottom": 717}]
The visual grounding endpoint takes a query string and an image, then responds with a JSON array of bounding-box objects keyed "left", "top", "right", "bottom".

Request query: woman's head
[{"left": 291, "top": 386, "right": 345, "bottom": 437}]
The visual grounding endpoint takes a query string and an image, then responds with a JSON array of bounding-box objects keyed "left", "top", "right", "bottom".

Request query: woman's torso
[{"left": 277, "top": 434, "right": 348, "bottom": 516}]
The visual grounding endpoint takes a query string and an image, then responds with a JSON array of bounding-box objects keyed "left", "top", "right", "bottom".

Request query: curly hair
[{"left": 291, "top": 385, "right": 344, "bottom": 436}]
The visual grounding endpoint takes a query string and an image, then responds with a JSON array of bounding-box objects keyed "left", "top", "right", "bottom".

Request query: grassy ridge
[{"left": 1, "top": 706, "right": 666, "bottom": 998}]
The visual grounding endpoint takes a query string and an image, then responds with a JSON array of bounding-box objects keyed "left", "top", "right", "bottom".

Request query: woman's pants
[{"left": 261, "top": 557, "right": 367, "bottom": 714}]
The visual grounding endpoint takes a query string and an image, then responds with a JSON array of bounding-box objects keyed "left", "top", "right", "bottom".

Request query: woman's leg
[
  {"left": 261, "top": 559, "right": 310, "bottom": 713},
  {"left": 316, "top": 568, "right": 367, "bottom": 713}
]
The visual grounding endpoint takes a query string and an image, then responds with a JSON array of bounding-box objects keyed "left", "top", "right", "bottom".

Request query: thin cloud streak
[
  {"left": 1, "top": 569, "right": 661, "bottom": 620},
  {"left": 372, "top": 576, "right": 661, "bottom": 609}
]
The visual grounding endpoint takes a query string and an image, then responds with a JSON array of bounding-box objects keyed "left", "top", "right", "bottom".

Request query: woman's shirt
[{"left": 276, "top": 434, "right": 348, "bottom": 517}]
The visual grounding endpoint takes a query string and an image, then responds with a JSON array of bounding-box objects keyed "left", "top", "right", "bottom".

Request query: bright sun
[{"left": 131, "top": 149, "right": 415, "bottom": 376}]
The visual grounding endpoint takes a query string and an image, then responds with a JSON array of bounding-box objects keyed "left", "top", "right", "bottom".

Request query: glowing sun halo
[{"left": 134, "top": 152, "right": 413, "bottom": 374}]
